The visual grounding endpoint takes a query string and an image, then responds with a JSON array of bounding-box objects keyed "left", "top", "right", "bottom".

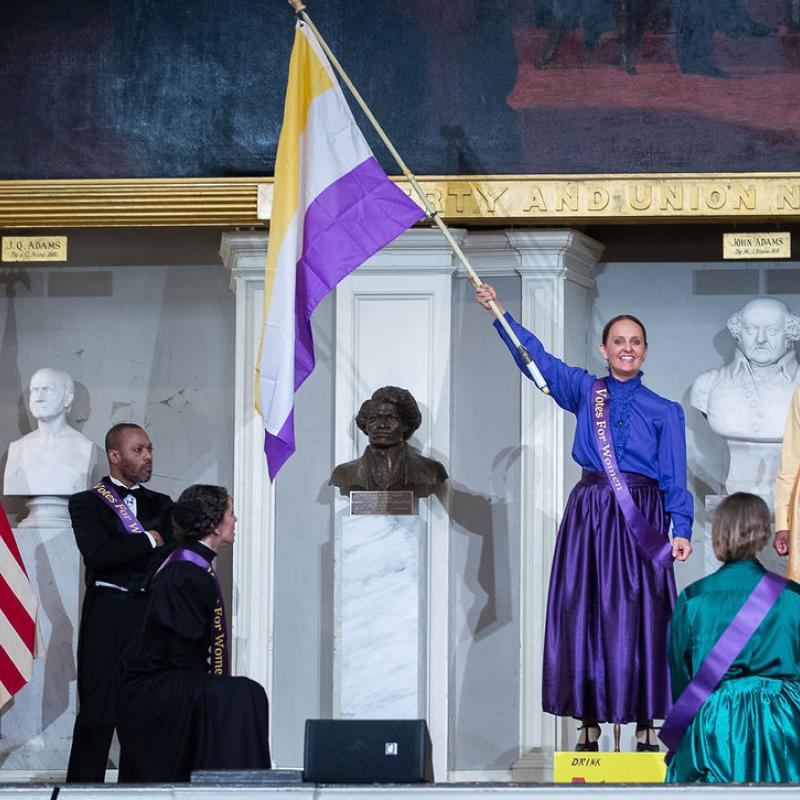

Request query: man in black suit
[{"left": 66, "top": 423, "right": 173, "bottom": 783}]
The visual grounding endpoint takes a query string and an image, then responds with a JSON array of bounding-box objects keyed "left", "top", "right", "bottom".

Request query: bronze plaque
[{"left": 350, "top": 491, "right": 415, "bottom": 516}]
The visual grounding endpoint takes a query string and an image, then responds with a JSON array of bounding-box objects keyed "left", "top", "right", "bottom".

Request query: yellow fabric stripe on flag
[{"left": 256, "top": 23, "right": 332, "bottom": 413}]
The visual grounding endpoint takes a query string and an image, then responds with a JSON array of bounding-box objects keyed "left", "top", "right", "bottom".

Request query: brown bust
[{"left": 329, "top": 386, "right": 448, "bottom": 498}]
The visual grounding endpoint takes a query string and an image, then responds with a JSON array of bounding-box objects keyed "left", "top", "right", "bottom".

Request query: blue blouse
[{"left": 495, "top": 313, "right": 694, "bottom": 539}]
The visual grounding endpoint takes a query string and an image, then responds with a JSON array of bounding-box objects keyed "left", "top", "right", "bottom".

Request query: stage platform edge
[{"left": 0, "top": 781, "right": 799, "bottom": 800}]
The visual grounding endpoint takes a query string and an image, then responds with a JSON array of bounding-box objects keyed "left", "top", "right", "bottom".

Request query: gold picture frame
[{"left": 2, "top": 173, "right": 800, "bottom": 229}]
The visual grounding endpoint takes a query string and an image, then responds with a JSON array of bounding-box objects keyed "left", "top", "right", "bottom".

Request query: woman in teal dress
[{"left": 666, "top": 492, "right": 800, "bottom": 782}]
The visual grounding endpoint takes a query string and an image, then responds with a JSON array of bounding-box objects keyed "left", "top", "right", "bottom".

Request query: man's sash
[
  {"left": 660, "top": 571, "right": 787, "bottom": 762},
  {"left": 89, "top": 481, "right": 147, "bottom": 535},
  {"left": 156, "top": 548, "right": 229, "bottom": 677},
  {"left": 590, "top": 378, "right": 674, "bottom": 569}
]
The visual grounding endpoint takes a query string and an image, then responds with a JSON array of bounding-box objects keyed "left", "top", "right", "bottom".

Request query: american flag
[{"left": 0, "top": 503, "right": 42, "bottom": 708}]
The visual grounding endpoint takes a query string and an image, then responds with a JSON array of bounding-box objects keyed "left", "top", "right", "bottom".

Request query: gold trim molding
[{"left": 2, "top": 174, "right": 800, "bottom": 229}]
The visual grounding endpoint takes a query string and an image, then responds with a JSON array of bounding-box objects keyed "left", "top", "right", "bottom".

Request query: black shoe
[
  {"left": 635, "top": 724, "right": 660, "bottom": 752},
  {"left": 576, "top": 723, "right": 601, "bottom": 751}
]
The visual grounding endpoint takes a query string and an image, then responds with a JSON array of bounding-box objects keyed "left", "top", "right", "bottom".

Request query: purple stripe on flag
[
  {"left": 264, "top": 410, "right": 296, "bottom": 482},
  {"left": 265, "top": 156, "right": 423, "bottom": 479},
  {"left": 295, "top": 156, "right": 423, "bottom": 384}
]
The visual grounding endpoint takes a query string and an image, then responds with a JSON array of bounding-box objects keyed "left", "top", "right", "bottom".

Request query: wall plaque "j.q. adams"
[{"left": 2, "top": 236, "right": 68, "bottom": 262}]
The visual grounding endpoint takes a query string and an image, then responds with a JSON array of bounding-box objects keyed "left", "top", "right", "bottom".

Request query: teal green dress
[{"left": 666, "top": 560, "right": 800, "bottom": 783}]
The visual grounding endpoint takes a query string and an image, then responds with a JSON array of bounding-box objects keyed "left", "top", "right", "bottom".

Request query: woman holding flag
[
  {"left": 116, "top": 485, "right": 270, "bottom": 782},
  {"left": 475, "top": 283, "right": 693, "bottom": 751},
  {"left": 664, "top": 493, "right": 800, "bottom": 782}
]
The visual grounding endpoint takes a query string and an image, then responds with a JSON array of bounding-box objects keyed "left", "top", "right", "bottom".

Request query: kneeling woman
[
  {"left": 117, "top": 485, "right": 270, "bottom": 782},
  {"left": 666, "top": 493, "right": 800, "bottom": 782}
]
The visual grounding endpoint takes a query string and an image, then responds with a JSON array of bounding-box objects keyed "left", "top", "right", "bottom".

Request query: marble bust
[
  {"left": 4, "top": 368, "right": 95, "bottom": 496},
  {"left": 691, "top": 297, "right": 800, "bottom": 496},
  {"left": 330, "top": 386, "right": 448, "bottom": 498}
]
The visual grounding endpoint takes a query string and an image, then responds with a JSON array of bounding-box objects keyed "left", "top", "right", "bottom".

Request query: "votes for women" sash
[
  {"left": 660, "top": 570, "right": 787, "bottom": 762},
  {"left": 157, "top": 548, "right": 230, "bottom": 677},
  {"left": 591, "top": 378, "right": 674, "bottom": 569},
  {"left": 89, "top": 481, "right": 147, "bottom": 535}
]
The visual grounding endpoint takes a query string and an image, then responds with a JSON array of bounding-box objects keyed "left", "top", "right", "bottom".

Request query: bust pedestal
[
  {"left": 17, "top": 497, "right": 71, "bottom": 529},
  {"left": 724, "top": 440, "right": 781, "bottom": 503},
  {"left": 335, "top": 513, "right": 425, "bottom": 718}
]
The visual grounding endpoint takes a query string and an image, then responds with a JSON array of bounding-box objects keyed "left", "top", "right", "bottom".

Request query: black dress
[{"left": 116, "top": 541, "right": 270, "bottom": 782}]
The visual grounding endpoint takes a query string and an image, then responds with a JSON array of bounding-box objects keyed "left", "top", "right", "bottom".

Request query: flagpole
[{"left": 286, "top": 0, "right": 549, "bottom": 395}]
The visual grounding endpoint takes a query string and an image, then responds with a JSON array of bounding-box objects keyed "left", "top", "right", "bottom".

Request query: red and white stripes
[{"left": 0, "top": 505, "right": 42, "bottom": 709}]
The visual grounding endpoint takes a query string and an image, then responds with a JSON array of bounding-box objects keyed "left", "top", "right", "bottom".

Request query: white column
[
  {"left": 461, "top": 230, "right": 603, "bottom": 776},
  {"left": 218, "top": 233, "right": 276, "bottom": 698},
  {"left": 507, "top": 231, "right": 603, "bottom": 779},
  {"left": 333, "top": 228, "right": 459, "bottom": 782}
]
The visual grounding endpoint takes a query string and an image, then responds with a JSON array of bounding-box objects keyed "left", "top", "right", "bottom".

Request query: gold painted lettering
[
  {"left": 555, "top": 185, "right": 579, "bottom": 212},
  {"left": 523, "top": 187, "right": 548, "bottom": 212},
  {"left": 659, "top": 185, "right": 683, "bottom": 211},
  {"left": 733, "top": 185, "right": 756, "bottom": 210},
  {"left": 629, "top": 184, "right": 652, "bottom": 211},
  {"left": 447, "top": 186, "right": 472, "bottom": 214},
  {"left": 425, "top": 190, "right": 444, "bottom": 214},
  {"left": 777, "top": 185, "right": 800, "bottom": 211},
  {"left": 705, "top": 187, "right": 727, "bottom": 210},
  {"left": 475, "top": 184, "right": 508, "bottom": 214},
  {"left": 587, "top": 186, "right": 609, "bottom": 211},
  {"left": 689, "top": 184, "right": 700, "bottom": 211}
]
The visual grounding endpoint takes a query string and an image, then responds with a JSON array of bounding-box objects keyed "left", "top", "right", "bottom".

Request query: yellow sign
[
  {"left": 2, "top": 236, "right": 67, "bottom": 262},
  {"left": 554, "top": 751, "right": 666, "bottom": 784},
  {"left": 723, "top": 231, "right": 791, "bottom": 259}
]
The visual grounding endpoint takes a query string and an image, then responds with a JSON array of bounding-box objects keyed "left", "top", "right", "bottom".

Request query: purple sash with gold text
[
  {"left": 89, "top": 481, "right": 147, "bottom": 535},
  {"left": 591, "top": 378, "right": 674, "bottom": 569},
  {"left": 660, "top": 571, "right": 787, "bottom": 762},
  {"left": 156, "top": 548, "right": 229, "bottom": 676}
]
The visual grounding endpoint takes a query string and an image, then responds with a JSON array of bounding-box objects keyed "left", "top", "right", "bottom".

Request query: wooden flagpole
[{"left": 285, "top": 0, "right": 549, "bottom": 394}]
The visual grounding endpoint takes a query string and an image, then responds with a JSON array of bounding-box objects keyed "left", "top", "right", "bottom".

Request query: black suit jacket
[{"left": 69, "top": 477, "right": 174, "bottom": 592}]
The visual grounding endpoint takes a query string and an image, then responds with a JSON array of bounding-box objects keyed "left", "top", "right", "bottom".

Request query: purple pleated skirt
[{"left": 542, "top": 470, "right": 676, "bottom": 723}]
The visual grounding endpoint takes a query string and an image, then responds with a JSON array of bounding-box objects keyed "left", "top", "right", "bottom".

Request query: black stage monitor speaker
[{"left": 303, "top": 719, "right": 433, "bottom": 784}]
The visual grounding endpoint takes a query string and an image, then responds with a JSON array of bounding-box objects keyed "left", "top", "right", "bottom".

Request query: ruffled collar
[{"left": 606, "top": 371, "right": 643, "bottom": 393}]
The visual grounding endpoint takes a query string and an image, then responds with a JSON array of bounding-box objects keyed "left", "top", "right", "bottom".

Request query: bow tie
[{"left": 115, "top": 485, "right": 142, "bottom": 500}]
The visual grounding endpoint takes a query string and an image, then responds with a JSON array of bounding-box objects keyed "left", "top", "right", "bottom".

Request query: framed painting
[{"left": 1, "top": 0, "right": 799, "bottom": 227}]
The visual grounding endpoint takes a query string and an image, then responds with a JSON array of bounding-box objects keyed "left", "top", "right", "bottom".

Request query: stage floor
[{"left": 0, "top": 783, "right": 799, "bottom": 799}]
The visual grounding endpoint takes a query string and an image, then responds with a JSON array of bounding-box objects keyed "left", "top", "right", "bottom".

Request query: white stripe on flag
[
  {"left": 260, "top": 86, "right": 372, "bottom": 435},
  {"left": 0, "top": 535, "right": 37, "bottom": 616},
  {"left": 296, "top": 85, "right": 372, "bottom": 208},
  {"left": 0, "top": 608, "right": 33, "bottom": 680}
]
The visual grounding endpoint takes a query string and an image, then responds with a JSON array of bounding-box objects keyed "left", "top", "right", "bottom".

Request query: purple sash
[
  {"left": 90, "top": 481, "right": 147, "bottom": 535},
  {"left": 157, "top": 547, "right": 230, "bottom": 676},
  {"left": 591, "top": 378, "right": 674, "bottom": 569},
  {"left": 660, "top": 571, "right": 787, "bottom": 762}
]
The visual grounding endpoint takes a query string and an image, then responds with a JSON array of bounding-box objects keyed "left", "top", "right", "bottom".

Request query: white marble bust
[
  {"left": 691, "top": 297, "right": 800, "bottom": 441},
  {"left": 691, "top": 297, "right": 800, "bottom": 496},
  {"left": 4, "top": 368, "right": 95, "bottom": 496}
]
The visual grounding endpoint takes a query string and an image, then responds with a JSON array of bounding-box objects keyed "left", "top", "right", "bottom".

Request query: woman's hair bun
[{"left": 170, "top": 500, "right": 205, "bottom": 531}]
